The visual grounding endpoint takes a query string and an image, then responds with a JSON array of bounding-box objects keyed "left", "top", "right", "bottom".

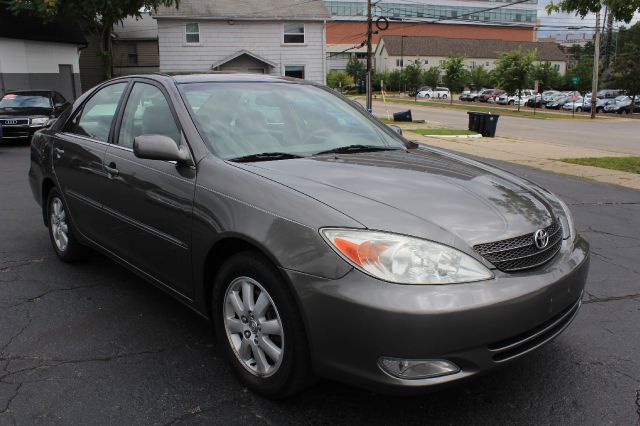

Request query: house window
[
  {"left": 553, "top": 63, "right": 560, "bottom": 71},
  {"left": 185, "top": 23, "right": 200, "bottom": 44},
  {"left": 470, "top": 61, "right": 476, "bottom": 68},
  {"left": 127, "top": 43, "right": 138, "bottom": 65},
  {"left": 284, "top": 65, "right": 305, "bottom": 79},
  {"left": 283, "top": 23, "right": 305, "bottom": 44},
  {"left": 486, "top": 61, "right": 490, "bottom": 66},
  {"left": 396, "top": 59, "right": 404, "bottom": 67}
]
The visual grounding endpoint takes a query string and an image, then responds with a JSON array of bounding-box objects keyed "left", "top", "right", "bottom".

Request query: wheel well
[
  {"left": 41, "top": 178, "right": 55, "bottom": 226},
  {"left": 202, "top": 237, "right": 284, "bottom": 319}
]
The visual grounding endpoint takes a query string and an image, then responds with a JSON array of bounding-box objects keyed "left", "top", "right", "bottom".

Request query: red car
[{"left": 478, "top": 89, "right": 505, "bottom": 103}]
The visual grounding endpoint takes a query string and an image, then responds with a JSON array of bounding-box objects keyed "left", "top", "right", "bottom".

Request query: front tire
[
  {"left": 213, "top": 251, "right": 313, "bottom": 398},
  {"left": 46, "top": 188, "right": 87, "bottom": 262}
]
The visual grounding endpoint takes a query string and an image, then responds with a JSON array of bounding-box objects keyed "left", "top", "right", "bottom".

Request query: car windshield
[
  {"left": 179, "top": 82, "right": 406, "bottom": 160},
  {"left": 614, "top": 96, "right": 628, "bottom": 102},
  {"left": 0, "top": 93, "right": 51, "bottom": 109}
]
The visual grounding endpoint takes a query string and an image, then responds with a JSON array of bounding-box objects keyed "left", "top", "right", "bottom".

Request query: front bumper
[
  {"left": 0, "top": 125, "right": 42, "bottom": 140},
  {"left": 288, "top": 236, "right": 589, "bottom": 394}
]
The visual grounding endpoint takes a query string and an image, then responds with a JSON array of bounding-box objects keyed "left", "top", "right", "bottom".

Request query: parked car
[
  {"left": 597, "top": 89, "right": 624, "bottom": 99},
  {"left": 603, "top": 95, "right": 640, "bottom": 114},
  {"left": 418, "top": 86, "right": 450, "bottom": 99},
  {"left": 582, "top": 97, "right": 614, "bottom": 113},
  {"left": 562, "top": 97, "right": 585, "bottom": 112},
  {"left": 478, "top": 89, "right": 505, "bottom": 103},
  {"left": 0, "top": 90, "right": 70, "bottom": 142},
  {"left": 496, "top": 90, "right": 534, "bottom": 105},
  {"left": 29, "top": 73, "right": 589, "bottom": 398},
  {"left": 526, "top": 90, "right": 560, "bottom": 108},
  {"left": 546, "top": 92, "right": 580, "bottom": 110},
  {"left": 459, "top": 90, "right": 479, "bottom": 102}
]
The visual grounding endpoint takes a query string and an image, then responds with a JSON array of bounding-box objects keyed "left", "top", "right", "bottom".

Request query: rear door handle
[
  {"left": 54, "top": 147, "right": 64, "bottom": 157},
  {"left": 105, "top": 162, "right": 119, "bottom": 176}
]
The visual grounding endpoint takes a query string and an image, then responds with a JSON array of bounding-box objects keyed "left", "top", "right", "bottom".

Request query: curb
[{"left": 419, "top": 133, "right": 483, "bottom": 139}]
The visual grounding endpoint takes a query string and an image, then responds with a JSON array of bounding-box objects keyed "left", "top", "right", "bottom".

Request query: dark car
[
  {"left": 29, "top": 73, "right": 589, "bottom": 398},
  {"left": 0, "top": 90, "right": 70, "bottom": 142}
]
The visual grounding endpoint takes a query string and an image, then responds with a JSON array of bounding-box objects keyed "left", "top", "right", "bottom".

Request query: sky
[{"left": 537, "top": 0, "right": 640, "bottom": 39}]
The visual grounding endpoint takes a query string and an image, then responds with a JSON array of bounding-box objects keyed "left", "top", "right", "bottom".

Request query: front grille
[
  {"left": 488, "top": 296, "right": 581, "bottom": 362},
  {"left": 473, "top": 221, "right": 563, "bottom": 272},
  {"left": 0, "top": 118, "right": 29, "bottom": 126}
]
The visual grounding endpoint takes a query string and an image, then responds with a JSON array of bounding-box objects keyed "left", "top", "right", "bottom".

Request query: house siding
[
  {"left": 157, "top": 20, "right": 326, "bottom": 83},
  {"left": 113, "top": 39, "right": 160, "bottom": 76}
]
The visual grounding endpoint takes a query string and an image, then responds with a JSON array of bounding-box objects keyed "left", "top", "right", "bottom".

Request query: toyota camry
[{"left": 28, "top": 73, "right": 589, "bottom": 397}]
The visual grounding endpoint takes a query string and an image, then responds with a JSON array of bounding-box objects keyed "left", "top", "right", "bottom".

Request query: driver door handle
[
  {"left": 105, "top": 162, "right": 119, "bottom": 177},
  {"left": 54, "top": 147, "right": 64, "bottom": 157}
]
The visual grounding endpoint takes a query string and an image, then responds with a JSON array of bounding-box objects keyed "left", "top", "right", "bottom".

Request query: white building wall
[
  {"left": 0, "top": 38, "right": 80, "bottom": 74},
  {"left": 157, "top": 20, "right": 326, "bottom": 84}
]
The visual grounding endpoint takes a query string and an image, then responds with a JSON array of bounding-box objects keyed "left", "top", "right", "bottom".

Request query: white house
[
  {"left": 375, "top": 36, "right": 567, "bottom": 75},
  {"left": 153, "top": 0, "right": 331, "bottom": 84},
  {"left": 0, "top": 8, "right": 86, "bottom": 100}
]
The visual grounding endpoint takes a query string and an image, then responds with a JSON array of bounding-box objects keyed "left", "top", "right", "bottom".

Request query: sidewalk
[{"left": 405, "top": 131, "right": 640, "bottom": 190}]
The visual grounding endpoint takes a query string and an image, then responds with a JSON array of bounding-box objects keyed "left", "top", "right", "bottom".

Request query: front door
[
  {"left": 100, "top": 80, "right": 196, "bottom": 298},
  {"left": 53, "top": 81, "right": 128, "bottom": 243}
]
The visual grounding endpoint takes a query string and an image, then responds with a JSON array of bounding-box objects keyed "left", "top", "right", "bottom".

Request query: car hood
[
  {"left": 235, "top": 148, "right": 555, "bottom": 247},
  {"left": 0, "top": 107, "right": 51, "bottom": 118}
]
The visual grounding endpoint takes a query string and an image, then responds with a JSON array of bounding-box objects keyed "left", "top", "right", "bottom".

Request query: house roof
[
  {"left": 154, "top": 0, "right": 331, "bottom": 20},
  {"left": 0, "top": 7, "right": 86, "bottom": 46},
  {"left": 211, "top": 50, "right": 278, "bottom": 69},
  {"left": 379, "top": 36, "right": 566, "bottom": 61}
]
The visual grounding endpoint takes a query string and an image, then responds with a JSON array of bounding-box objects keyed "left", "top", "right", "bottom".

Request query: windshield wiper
[
  {"left": 313, "top": 144, "right": 401, "bottom": 156},
  {"left": 228, "top": 152, "right": 304, "bottom": 163}
]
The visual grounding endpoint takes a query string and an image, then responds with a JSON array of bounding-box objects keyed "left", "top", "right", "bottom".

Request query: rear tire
[
  {"left": 576, "top": 107, "right": 582, "bottom": 112},
  {"left": 212, "top": 251, "right": 313, "bottom": 398},
  {"left": 46, "top": 188, "right": 88, "bottom": 262}
]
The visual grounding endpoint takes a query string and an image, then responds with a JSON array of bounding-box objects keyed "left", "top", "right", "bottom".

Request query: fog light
[{"left": 379, "top": 357, "right": 460, "bottom": 379}]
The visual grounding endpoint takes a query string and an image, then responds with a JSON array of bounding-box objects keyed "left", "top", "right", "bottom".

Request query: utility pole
[
  {"left": 400, "top": 35, "right": 406, "bottom": 94},
  {"left": 590, "top": 9, "right": 601, "bottom": 120},
  {"left": 366, "top": 0, "right": 373, "bottom": 111}
]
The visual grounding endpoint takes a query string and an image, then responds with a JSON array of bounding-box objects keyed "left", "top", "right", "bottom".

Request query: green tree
[
  {"left": 469, "top": 65, "right": 491, "bottom": 89},
  {"left": 345, "top": 57, "right": 366, "bottom": 88},
  {"left": 403, "top": 59, "right": 424, "bottom": 94},
  {"left": 8, "top": 0, "right": 180, "bottom": 79},
  {"left": 547, "top": 0, "right": 638, "bottom": 24},
  {"left": 566, "top": 56, "right": 594, "bottom": 92},
  {"left": 531, "top": 61, "right": 562, "bottom": 91},
  {"left": 422, "top": 66, "right": 441, "bottom": 88},
  {"left": 607, "top": 23, "right": 640, "bottom": 101},
  {"left": 493, "top": 49, "right": 537, "bottom": 110},
  {"left": 326, "top": 70, "right": 353, "bottom": 90},
  {"left": 386, "top": 69, "right": 402, "bottom": 92},
  {"left": 441, "top": 55, "right": 468, "bottom": 103}
]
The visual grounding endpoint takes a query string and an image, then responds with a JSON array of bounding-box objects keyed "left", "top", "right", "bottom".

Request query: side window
[
  {"left": 66, "top": 83, "right": 127, "bottom": 142},
  {"left": 117, "top": 82, "right": 181, "bottom": 149},
  {"left": 53, "top": 93, "right": 66, "bottom": 105}
]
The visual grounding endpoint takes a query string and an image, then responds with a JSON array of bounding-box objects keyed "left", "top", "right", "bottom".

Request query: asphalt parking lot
[{"left": 1, "top": 143, "right": 639, "bottom": 425}]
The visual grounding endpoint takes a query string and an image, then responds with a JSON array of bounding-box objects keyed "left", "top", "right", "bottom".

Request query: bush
[{"left": 326, "top": 70, "right": 354, "bottom": 89}]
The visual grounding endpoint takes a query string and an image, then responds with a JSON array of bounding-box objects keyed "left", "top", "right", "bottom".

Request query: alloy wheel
[
  {"left": 50, "top": 197, "right": 69, "bottom": 252},
  {"left": 223, "top": 277, "right": 284, "bottom": 377}
]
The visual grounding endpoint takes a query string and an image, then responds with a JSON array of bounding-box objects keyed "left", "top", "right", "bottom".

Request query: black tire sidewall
[
  {"left": 212, "top": 252, "right": 311, "bottom": 397},
  {"left": 46, "top": 188, "right": 85, "bottom": 262}
]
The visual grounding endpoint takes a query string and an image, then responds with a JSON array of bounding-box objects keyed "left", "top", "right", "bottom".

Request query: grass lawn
[
  {"left": 377, "top": 98, "right": 593, "bottom": 120},
  {"left": 410, "top": 128, "right": 478, "bottom": 136},
  {"left": 561, "top": 157, "right": 640, "bottom": 174}
]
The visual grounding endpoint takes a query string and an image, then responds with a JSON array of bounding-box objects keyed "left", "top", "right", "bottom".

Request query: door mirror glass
[{"left": 133, "top": 134, "right": 191, "bottom": 163}]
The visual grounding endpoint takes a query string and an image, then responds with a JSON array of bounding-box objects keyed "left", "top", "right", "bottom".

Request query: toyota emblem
[{"left": 534, "top": 229, "right": 549, "bottom": 249}]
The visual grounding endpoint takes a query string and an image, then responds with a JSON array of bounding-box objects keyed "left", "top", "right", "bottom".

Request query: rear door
[
  {"left": 53, "top": 81, "right": 129, "bottom": 243},
  {"left": 100, "top": 80, "right": 196, "bottom": 297}
]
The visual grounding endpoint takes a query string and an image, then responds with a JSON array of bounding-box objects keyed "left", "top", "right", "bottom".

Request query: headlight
[
  {"left": 320, "top": 229, "right": 494, "bottom": 285},
  {"left": 30, "top": 117, "right": 49, "bottom": 127},
  {"left": 554, "top": 197, "right": 577, "bottom": 240}
]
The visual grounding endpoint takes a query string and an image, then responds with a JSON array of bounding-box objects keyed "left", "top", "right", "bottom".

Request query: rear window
[{"left": 0, "top": 93, "right": 51, "bottom": 109}]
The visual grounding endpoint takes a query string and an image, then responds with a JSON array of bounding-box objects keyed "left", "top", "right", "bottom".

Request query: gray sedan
[{"left": 28, "top": 73, "right": 589, "bottom": 397}]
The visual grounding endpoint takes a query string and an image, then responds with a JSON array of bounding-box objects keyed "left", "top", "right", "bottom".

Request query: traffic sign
[{"left": 571, "top": 76, "right": 580, "bottom": 85}]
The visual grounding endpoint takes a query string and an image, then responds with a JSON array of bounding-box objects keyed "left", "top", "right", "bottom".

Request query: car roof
[
  {"left": 150, "top": 72, "right": 311, "bottom": 85},
  {"left": 3, "top": 90, "right": 54, "bottom": 96}
]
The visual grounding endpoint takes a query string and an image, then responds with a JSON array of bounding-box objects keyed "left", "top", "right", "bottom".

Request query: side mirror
[
  {"left": 387, "top": 125, "right": 403, "bottom": 135},
  {"left": 133, "top": 134, "right": 192, "bottom": 163}
]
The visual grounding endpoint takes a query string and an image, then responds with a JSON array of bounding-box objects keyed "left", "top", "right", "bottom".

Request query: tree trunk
[{"left": 99, "top": 22, "right": 113, "bottom": 80}]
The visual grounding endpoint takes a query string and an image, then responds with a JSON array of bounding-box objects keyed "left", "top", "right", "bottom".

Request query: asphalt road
[
  {"left": 373, "top": 100, "right": 640, "bottom": 155},
  {"left": 1, "top": 143, "right": 639, "bottom": 425}
]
